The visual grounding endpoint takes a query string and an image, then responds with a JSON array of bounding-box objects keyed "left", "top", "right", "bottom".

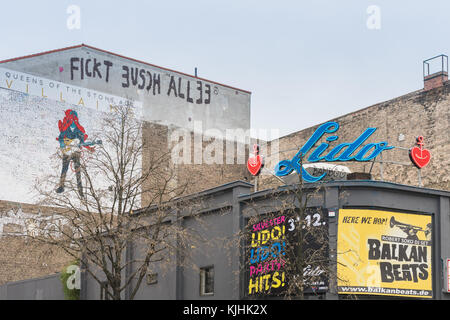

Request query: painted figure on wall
[{"left": 55, "top": 109, "right": 101, "bottom": 198}]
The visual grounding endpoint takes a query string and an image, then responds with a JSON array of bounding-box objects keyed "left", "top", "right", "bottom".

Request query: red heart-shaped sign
[
  {"left": 247, "top": 154, "right": 263, "bottom": 176},
  {"left": 409, "top": 146, "right": 431, "bottom": 169}
]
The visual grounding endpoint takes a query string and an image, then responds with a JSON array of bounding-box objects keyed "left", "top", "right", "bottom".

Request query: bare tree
[{"left": 28, "top": 104, "right": 207, "bottom": 300}]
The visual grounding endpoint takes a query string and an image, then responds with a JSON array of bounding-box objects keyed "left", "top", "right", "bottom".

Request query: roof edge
[
  {"left": 0, "top": 44, "right": 83, "bottom": 65},
  {"left": 0, "top": 43, "right": 252, "bottom": 94},
  {"left": 238, "top": 180, "right": 450, "bottom": 202}
]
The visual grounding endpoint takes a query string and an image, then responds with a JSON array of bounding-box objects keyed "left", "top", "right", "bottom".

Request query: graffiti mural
[
  {"left": 69, "top": 57, "right": 212, "bottom": 103},
  {"left": 56, "top": 109, "right": 102, "bottom": 197},
  {"left": 0, "top": 206, "right": 69, "bottom": 238},
  {"left": 0, "top": 67, "right": 142, "bottom": 204}
]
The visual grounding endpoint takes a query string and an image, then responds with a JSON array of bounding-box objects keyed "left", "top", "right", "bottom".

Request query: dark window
[
  {"left": 200, "top": 266, "right": 214, "bottom": 296},
  {"left": 100, "top": 281, "right": 109, "bottom": 300},
  {"left": 147, "top": 273, "right": 158, "bottom": 285}
]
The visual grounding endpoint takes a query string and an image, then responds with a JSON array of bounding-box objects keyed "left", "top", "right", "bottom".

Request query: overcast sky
[{"left": 1, "top": 0, "right": 449, "bottom": 137}]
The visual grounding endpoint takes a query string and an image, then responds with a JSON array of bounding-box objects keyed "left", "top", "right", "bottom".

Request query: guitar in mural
[{"left": 55, "top": 109, "right": 102, "bottom": 198}]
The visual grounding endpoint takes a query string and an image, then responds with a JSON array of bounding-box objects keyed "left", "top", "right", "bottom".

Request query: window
[
  {"left": 100, "top": 281, "right": 109, "bottom": 300},
  {"left": 146, "top": 273, "right": 158, "bottom": 285},
  {"left": 200, "top": 266, "right": 214, "bottom": 296}
]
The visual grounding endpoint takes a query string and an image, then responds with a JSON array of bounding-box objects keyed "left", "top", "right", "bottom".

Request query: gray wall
[
  {"left": 0, "top": 45, "right": 251, "bottom": 135},
  {"left": 79, "top": 181, "right": 253, "bottom": 300},
  {"left": 77, "top": 180, "right": 450, "bottom": 300},
  {"left": 7, "top": 180, "right": 450, "bottom": 300},
  {"left": 128, "top": 181, "right": 253, "bottom": 300},
  {"left": 0, "top": 273, "right": 64, "bottom": 300}
]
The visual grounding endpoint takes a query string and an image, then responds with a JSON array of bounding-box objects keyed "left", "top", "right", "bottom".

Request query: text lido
[{"left": 274, "top": 121, "right": 394, "bottom": 182}]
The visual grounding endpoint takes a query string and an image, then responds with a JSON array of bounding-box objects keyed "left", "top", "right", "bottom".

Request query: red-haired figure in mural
[{"left": 56, "top": 109, "right": 101, "bottom": 198}]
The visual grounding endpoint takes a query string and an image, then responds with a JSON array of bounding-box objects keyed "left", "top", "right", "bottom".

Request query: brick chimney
[
  {"left": 423, "top": 55, "right": 448, "bottom": 91},
  {"left": 424, "top": 71, "right": 448, "bottom": 90}
]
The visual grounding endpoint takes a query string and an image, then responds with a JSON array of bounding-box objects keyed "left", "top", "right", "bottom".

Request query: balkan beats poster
[{"left": 337, "top": 209, "right": 433, "bottom": 298}]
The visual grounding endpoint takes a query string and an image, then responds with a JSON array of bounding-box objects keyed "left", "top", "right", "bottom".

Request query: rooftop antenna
[{"left": 195, "top": 67, "right": 198, "bottom": 77}]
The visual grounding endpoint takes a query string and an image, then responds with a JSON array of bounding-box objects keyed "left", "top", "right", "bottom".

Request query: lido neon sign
[{"left": 274, "top": 121, "right": 394, "bottom": 182}]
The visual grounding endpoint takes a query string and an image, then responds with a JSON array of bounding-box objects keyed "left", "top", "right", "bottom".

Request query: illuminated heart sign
[
  {"left": 409, "top": 136, "right": 431, "bottom": 169},
  {"left": 274, "top": 122, "right": 394, "bottom": 182},
  {"left": 247, "top": 144, "right": 263, "bottom": 176}
]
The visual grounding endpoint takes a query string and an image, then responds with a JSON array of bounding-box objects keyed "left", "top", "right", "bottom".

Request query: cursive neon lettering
[{"left": 274, "top": 122, "right": 394, "bottom": 182}]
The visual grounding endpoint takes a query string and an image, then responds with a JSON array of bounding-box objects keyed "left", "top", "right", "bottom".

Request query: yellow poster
[{"left": 337, "top": 209, "right": 432, "bottom": 299}]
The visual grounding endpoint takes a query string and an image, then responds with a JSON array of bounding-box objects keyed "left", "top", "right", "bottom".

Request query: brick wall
[
  {"left": 259, "top": 82, "right": 450, "bottom": 191},
  {"left": 0, "top": 201, "right": 72, "bottom": 286},
  {"left": 141, "top": 122, "right": 251, "bottom": 206},
  {"left": 424, "top": 72, "right": 448, "bottom": 91}
]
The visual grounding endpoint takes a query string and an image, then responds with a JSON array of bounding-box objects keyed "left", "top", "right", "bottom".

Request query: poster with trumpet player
[{"left": 337, "top": 209, "right": 433, "bottom": 299}]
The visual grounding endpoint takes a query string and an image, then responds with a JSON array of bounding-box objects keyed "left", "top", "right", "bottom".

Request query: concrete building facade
[
  {"left": 3, "top": 179, "right": 450, "bottom": 300},
  {"left": 80, "top": 179, "right": 450, "bottom": 300}
]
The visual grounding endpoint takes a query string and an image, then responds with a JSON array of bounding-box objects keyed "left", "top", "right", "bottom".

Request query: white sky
[{"left": 1, "top": 0, "right": 449, "bottom": 137}]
